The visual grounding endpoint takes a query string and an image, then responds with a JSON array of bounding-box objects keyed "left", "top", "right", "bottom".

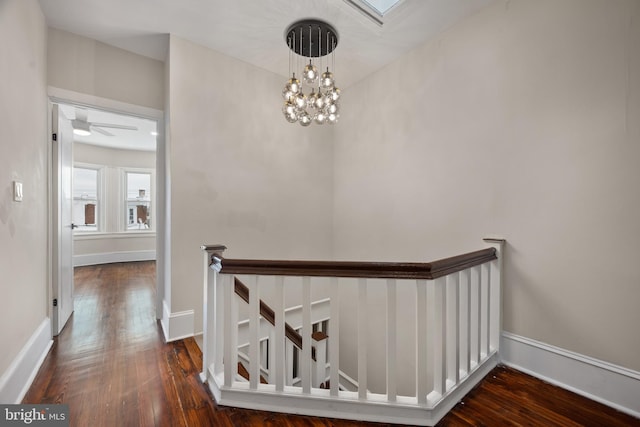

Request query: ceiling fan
[{"left": 71, "top": 107, "right": 138, "bottom": 137}]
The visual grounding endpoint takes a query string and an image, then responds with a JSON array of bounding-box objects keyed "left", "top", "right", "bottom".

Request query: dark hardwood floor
[{"left": 24, "top": 261, "right": 639, "bottom": 426}]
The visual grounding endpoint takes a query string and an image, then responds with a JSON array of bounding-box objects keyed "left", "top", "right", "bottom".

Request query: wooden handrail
[{"left": 217, "top": 247, "right": 496, "bottom": 280}]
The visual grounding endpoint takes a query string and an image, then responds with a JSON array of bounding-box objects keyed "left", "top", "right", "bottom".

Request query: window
[
  {"left": 125, "top": 171, "right": 152, "bottom": 230},
  {"left": 361, "top": 0, "right": 403, "bottom": 15},
  {"left": 73, "top": 167, "right": 100, "bottom": 232},
  {"left": 344, "top": 0, "right": 404, "bottom": 25}
]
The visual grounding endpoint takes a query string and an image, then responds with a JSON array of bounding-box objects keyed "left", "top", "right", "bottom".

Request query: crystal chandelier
[{"left": 282, "top": 19, "right": 340, "bottom": 126}]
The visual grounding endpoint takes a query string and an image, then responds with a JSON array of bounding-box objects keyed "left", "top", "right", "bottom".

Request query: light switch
[{"left": 13, "top": 181, "right": 23, "bottom": 202}]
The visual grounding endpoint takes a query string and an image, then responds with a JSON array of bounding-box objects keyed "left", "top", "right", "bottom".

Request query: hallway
[
  {"left": 22, "top": 262, "right": 217, "bottom": 425},
  {"left": 21, "top": 262, "right": 381, "bottom": 426}
]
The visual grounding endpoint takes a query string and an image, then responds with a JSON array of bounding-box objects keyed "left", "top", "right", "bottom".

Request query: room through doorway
[{"left": 51, "top": 98, "right": 163, "bottom": 336}]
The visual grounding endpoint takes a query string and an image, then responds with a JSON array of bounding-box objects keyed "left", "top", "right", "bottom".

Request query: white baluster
[
  {"left": 286, "top": 341, "right": 294, "bottom": 386},
  {"left": 416, "top": 279, "right": 428, "bottom": 404},
  {"left": 446, "top": 273, "right": 459, "bottom": 387},
  {"left": 329, "top": 277, "right": 340, "bottom": 397},
  {"left": 469, "top": 266, "right": 480, "bottom": 367},
  {"left": 480, "top": 263, "right": 490, "bottom": 359},
  {"left": 313, "top": 332, "right": 328, "bottom": 388},
  {"left": 459, "top": 268, "right": 471, "bottom": 376},
  {"left": 302, "top": 276, "right": 312, "bottom": 393},
  {"left": 358, "top": 278, "right": 368, "bottom": 400},
  {"left": 260, "top": 339, "right": 268, "bottom": 375},
  {"left": 433, "top": 277, "right": 446, "bottom": 396},
  {"left": 267, "top": 329, "right": 275, "bottom": 384},
  {"left": 224, "top": 275, "right": 238, "bottom": 387},
  {"left": 386, "top": 279, "right": 397, "bottom": 402},
  {"left": 274, "top": 276, "right": 285, "bottom": 392},
  {"left": 249, "top": 276, "right": 260, "bottom": 389}
]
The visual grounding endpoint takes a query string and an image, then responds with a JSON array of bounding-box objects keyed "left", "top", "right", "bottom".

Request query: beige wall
[
  {"left": 73, "top": 143, "right": 156, "bottom": 258},
  {"left": 167, "top": 35, "right": 334, "bottom": 329},
  {"left": 0, "top": 0, "right": 48, "bottom": 376},
  {"left": 333, "top": 0, "right": 640, "bottom": 389},
  {"left": 47, "top": 28, "right": 164, "bottom": 111}
]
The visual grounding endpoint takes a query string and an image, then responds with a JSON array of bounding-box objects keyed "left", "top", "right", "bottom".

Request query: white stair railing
[
  {"left": 201, "top": 239, "right": 504, "bottom": 426},
  {"left": 227, "top": 275, "right": 330, "bottom": 388}
]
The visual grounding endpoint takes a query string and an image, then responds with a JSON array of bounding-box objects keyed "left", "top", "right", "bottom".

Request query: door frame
[{"left": 47, "top": 87, "right": 166, "bottom": 336}]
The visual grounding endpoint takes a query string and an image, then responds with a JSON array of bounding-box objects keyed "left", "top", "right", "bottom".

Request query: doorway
[{"left": 49, "top": 92, "right": 165, "bottom": 336}]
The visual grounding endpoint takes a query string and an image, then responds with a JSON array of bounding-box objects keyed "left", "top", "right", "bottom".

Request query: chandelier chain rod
[
  {"left": 288, "top": 36, "right": 291, "bottom": 78},
  {"left": 332, "top": 36, "right": 336, "bottom": 74},
  {"left": 326, "top": 31, "right": 329, "bottom": 71},
  {"left": 308, "top": 24, "right": 312, "bottom": 66},
  {"left": 318, "top": 26, "right": 322, "bottom": 90}
]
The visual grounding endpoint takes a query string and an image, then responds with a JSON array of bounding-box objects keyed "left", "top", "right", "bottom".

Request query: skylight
[
  {"left": 343, "top": 0, "right": 405, "bottom": 26},
  {"left": 361, "top": 0, "right": 403, "bottom": 16}
]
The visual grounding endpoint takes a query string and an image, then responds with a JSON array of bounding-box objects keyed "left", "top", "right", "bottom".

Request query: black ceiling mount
[{"left": 284, "top": 19, "right": 339, "bottom": 58}]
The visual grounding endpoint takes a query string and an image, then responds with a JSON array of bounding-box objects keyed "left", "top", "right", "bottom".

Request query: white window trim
[
  {"left": 73, "top": 162, "right": 105, "bottom": 233},
  {"left": 74, "top": 231, "right": 156, "bottom": 240}
]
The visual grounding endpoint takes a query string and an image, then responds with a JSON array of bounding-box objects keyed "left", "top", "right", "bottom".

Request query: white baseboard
[
  {"left": 160, "top": 300, "right": 194, "bottom": 342},
  {"left": 501, "top": 331, "right": 640, "bottom": 419},
  {"left": 73, "top": 250, "right": 156, "bottom": 266},
  {"left": 160, "top": 300, "right": 170, "bottom": 340},
  {"left": 0, "top": 318, "right": 53, "bottom": 403}
]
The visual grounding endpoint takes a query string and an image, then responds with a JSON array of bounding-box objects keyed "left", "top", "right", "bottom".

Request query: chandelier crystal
[{"left": 282, "top": 19, "right": 340, "bottom": 126}]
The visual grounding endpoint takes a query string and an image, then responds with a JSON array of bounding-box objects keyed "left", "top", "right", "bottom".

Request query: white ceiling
[
  {"left": 58, "top": 104, "right": 157, "bottom": 151},
  {"left": 38, "top": 0, "right": 492, "bottom": 89},
  {"left": 41, "top": 0, "right": 492, "bottom": 149}
]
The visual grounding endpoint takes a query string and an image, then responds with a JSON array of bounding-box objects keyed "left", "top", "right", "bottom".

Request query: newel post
[
  {"left": 483, "top": 238, "right": 505, "bottom": 354},
  {"left": 200, "top": 244, "right": 227, "bottom": 384}
]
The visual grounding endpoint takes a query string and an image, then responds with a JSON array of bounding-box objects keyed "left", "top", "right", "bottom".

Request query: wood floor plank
[
  {"left": 22, "top": 261, "right": 639, "bottom": 427},
  {"left": 440, "top": 365, "right": 640, "bottom": 427}
]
